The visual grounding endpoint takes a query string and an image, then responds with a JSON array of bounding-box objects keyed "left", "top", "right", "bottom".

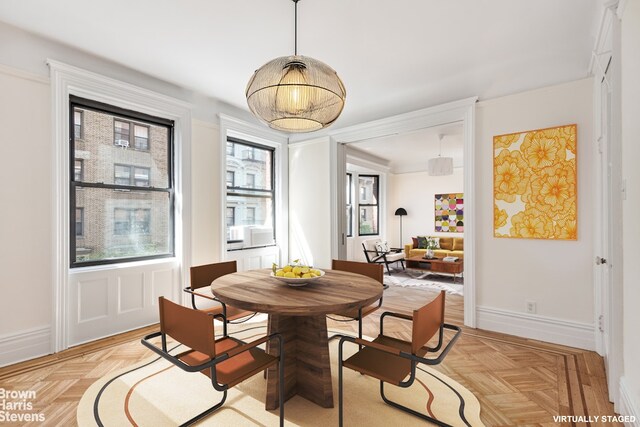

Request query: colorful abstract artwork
[
  {"left": 435, "top": 193, "right": 464, "bottom": 232},
  {"left": 493, "top": 124, "right": 577, "bottom": 240}
]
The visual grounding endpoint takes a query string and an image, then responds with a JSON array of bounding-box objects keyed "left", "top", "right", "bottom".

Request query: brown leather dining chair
[
  {"left": 337, "top": 291, "right": 461, "bottom": 426},
  {"left": 184, "top": 261, "right": 255, "bottom": 337},
  {"left": 141, "top": 297, "right": 285, "bottom": 426},
  {"left": 330, "top": 259, "right": 384, "bottom": 344}
]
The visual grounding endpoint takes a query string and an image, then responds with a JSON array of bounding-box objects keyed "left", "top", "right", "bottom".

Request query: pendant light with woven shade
[{"left": 245, "top": 0, "right": 346, "bottom": 133}]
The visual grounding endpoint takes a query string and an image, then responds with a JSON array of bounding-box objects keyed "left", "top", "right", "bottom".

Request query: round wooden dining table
[{"left": 210, "top": 268, "right": 383, "bottom": 410}]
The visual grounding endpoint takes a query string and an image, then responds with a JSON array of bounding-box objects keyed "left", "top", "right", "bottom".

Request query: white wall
[
  {"left": 0, "top": 69, "right": 52, "bottom": 342},
  {"left": 0, "top": 21, "right": 254, "bottom": 124},
  {"left": 0, "top": 22, "right": 232, "bottom": 365},
  {"left": 191, "top": 120, "right": 222, "bottom": 266},
  {"left": 620, "top": 0, "right": 640, "bottom": 419},
  {"left": 388, "top": 169, "right": 464, "bottom": 248},
  {"left": 475, "top": 79, "right": 595, "bottom": 331},
  {"left": 289, "top": 138, "right": 332, "bottom": 269}
]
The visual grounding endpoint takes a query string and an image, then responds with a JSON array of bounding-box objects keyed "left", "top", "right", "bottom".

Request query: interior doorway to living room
[
  {"left": 343, "top": 122, "right": 466, "bottom": 298},
  {"left": 327, "top": 98, "right": 476, "bottom": 327}
]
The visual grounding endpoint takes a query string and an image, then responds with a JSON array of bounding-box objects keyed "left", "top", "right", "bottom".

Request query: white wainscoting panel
[
  {"left": 476, "top": 306, "right": 596, "bottom": 350},
  {"left": 118, "top": 272, "right": 145, "bottom": 314},
  {"left": 68, "top": 260, "right": 178, "bottom": 347},
  {"left": 78, "top": 278, "right": 109, "bottom": 323},
  {"left": 0, "top": 327, "right": 51, "bottom": 368},
  {"left": 247, "top": 256, "right": 262, "bottom": 270},
  {"left": 151, "top": 269, "right": 175, "bottom": 303}
]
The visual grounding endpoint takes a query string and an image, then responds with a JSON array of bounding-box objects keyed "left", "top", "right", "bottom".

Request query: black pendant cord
[{"left": 294, "top": 0, "right": 299, "bottom": 55}]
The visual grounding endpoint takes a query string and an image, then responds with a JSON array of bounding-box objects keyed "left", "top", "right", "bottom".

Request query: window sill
[
  {"left": 69, "top": 256, "right": 177, "bottom": 274},
  {"left": 227, "top": 244, "right": 277, "bottom": 252}
]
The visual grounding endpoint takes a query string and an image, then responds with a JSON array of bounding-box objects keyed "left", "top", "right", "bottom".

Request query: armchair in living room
[{"left": 362, "top": 238, "right": 405, "bottom": 275}]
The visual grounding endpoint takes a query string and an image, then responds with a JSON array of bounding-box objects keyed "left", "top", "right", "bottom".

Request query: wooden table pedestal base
[{"left": 265, "top": 314, "right": 333, "bottom": 409}]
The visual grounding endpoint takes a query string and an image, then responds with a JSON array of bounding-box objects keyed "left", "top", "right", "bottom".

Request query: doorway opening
[
  {"left": 328, "top": 97, "right": 477, "bottom": 327},
  {"left": 343, "top": 123, "right": 465, "bottom": 300}
]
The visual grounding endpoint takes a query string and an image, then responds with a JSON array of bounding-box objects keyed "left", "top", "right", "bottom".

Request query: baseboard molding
[
  {"left": 476, "top": 306, "right": 595, "bottom": 350},
  {"left": 0, "top": 326, "right": 51, "bottom": 368},
  {"left": 619, "top": 377, "right": 640, "bottom": 426}
]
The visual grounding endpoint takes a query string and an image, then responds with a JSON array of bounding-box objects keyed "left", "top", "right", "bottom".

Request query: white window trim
[
  {"left": 218, "top": 114, "right": 288, "bottom": 263},
  {"left": 346, "top": 149, "right": 391, "bottom": 239},
  {"left": 48, "top": 60, "right": 192, "bottom": 352}
]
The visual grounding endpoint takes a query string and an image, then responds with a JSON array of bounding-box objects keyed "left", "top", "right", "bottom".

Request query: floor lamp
[{"left": 394, "top": 208, "right": 407, "bottom": 247}]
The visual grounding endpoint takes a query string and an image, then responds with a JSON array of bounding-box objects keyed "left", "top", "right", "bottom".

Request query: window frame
[
  {"left": 226, "top": 170, "right": 235, "bottom": 187},
  {"left": 74, "top": 110, "right": 83, "bottom": 140},
  {"left": 346, "top": 172, "right": 353, "bottom": 237},
  {"left": 113, "top": 163, "right": 151, "bottom": 187},
  {"left": 113, "top": 119, "right": 131, "bottom": 148},
  {"left": 74, "top": 159, "right": 84, "bottom": 182},
  {"left": 133, "top": 123, "right": 150, "bottom": 151},
  {"left": 113, "top": 118, "right": 151, "bottom": 151},
  {"left": 226, "top": 206, "right": 235, "bottom": 227},
  {"left": 75, "top": 207, "right": 84, "bottom": 237},
  {"left": 69, "top": 95, "right": 175, "bottom": 268},
  {"left": 246, "top": 173, "right": 256, "bottom": 188},
  {"left": 246, "top": 206, "right": 256, "bottom": 225},
  {"left": 225, "top": 136, "right": 276, "bottom": 249},
  {"left": 358, "top": 174, "right": 380, "bottom": 236}
]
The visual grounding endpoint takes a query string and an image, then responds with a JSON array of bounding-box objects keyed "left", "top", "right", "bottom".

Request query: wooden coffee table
[{"left": 405, "top": 256, "right": 464, "bottom": 283}]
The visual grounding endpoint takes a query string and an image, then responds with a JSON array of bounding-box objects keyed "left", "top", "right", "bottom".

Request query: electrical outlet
[{"left": 526, "top": 300, "right": 537, "bottom": 314}]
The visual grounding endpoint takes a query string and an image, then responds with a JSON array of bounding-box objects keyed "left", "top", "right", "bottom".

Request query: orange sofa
[{"left": 404, "top": 236, "right": 464, "bottom": 259}]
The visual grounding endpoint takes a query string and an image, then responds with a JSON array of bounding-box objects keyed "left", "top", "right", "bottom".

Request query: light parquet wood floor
[{"left": 0, "top": 286, "right": 620, "bottom": 426}]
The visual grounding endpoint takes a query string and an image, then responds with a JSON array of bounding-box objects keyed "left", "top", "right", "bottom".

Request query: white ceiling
[
  {"left": 0, "top": 0, "right": 600, "bottom": 129},
  {"left": 350, "top": 122, "right": 464, "bottom": 174}
]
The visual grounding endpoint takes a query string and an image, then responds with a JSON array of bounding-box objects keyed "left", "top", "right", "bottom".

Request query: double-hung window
[
  {"left": 226, "top": 207, "right": 235, "bottom": 227},
  {"left": 226, "top": 171, "right": 235, "bottom": 187},
  {"left": 70, "top": 95, "right": 174, "bottom": 266},
  {"left": 74, "top": 110, "right": 83, "bottom": 139},
  {"left": 74, "top": 159, "right": 84, "bottom": 181},
  {"left": 114, "top": 164, "right": 151, "bottom": 187},
  {"left": 75, "top": 208, "right": 84, "bottom": 237},
  {"left": 246, "top": 173, "right": 256, "bottom": 188},
  {"left": 225, "top": 137, "right": 275, "bottom": 249},
  {"left": 358, "top": 174, "right": 379, "bottom": 235},
  {"left": 114, "top": 119, "right": 150, "bottom": 150}
]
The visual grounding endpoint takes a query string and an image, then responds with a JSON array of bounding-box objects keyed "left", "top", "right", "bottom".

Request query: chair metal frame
[
  {"left": 184, "top": 261, "right": 256, "bottom": 337},
  {"left": 329, "top": 260, "right": 385, "bottom": 348},
  {"left": 337, "top": 309, "right": 461, "bottom": 426},
  {"left": 142, "top": 308, "right": 285, "bottom": 427},
  {"left": 361, "top": 241, "right": 405, "bottom": 275}
]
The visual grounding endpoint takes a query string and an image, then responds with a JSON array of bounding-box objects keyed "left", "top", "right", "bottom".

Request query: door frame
[
  {"left": 590, "top": 0, "right": 624, "bottom": 406},
  {"left": 326, "top": 97, "right": 478, "bottom": 327}
]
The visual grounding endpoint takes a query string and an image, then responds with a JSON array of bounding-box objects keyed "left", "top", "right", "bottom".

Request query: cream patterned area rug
[
  {"left": 384, "top": 270, "right": 464, "bottom": 296},
  {"left": 78, "top": 326, "right": 483, "bottom": 427}
]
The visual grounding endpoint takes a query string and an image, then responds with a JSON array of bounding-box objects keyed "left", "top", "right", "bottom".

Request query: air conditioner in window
[{"left": 115, "top": 139, "right": 129, "bottom": 148}]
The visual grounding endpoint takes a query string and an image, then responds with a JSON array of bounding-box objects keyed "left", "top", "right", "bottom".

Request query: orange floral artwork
[{"left": 493, "top": 124, "right": 577, "bottom": 240}]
